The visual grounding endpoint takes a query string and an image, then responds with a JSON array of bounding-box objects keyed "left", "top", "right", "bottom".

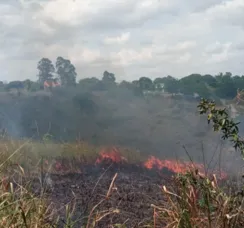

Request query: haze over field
[
  {"left": 0, "top": 0, "right": 244, "bottom": 173},
  {"left": 1, "top": 2, "right": 244, "bottom": 227}
]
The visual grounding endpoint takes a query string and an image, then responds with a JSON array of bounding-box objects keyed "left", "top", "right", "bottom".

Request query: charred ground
[{"left": 31, "top": 164, "right": 167, "bottom": 227}]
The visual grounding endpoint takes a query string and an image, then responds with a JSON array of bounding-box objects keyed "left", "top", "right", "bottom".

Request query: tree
[
  {"left": 56, "top": 57, "right": 77, "bottom": 86},
  {"left": 78, "top": 77, "right": 100, "bottom": 91},
  {"left": 179, "top": 74, "right": 211, "bottom": 97},
  {"left": 23, "top": 79, "right": 32, "bottom": 91},
  {"left": 215, "top": 72, "right": 236, "bottom": 99},
  {"left": 119, "top": 80, "right": 143, "bottom": 96},
  {"left": 119, "top": 80, "right": 132, "bottom": 88},
  {"left": 232, "top": 75, "right": 244, "bottom": 91},
  {"left": 132, "top": 80, "right": 140, "bottom": 87},
  {"left": 153, "top": 78, "right": 165, "bottom": 91},
  {"left": 163, "top": 76, "right": 179, "bottom": 94},
  {"left": 138, "top": 77, "right": 154, "bottom": 91},
  {"left": 202, "top": 74, "right": 217, "bottom": 88},
  {"left": 5, "top": 81, "right": 24, "bottom": 91},
  {"left": 37, "top": 58, "right": 55, "bottom": 84},
  {"left": 102, "top": 71, "right": 116, "bottom": 83},
  {"left": 198, "top": 98, "right": 244, "bottom": 156}
]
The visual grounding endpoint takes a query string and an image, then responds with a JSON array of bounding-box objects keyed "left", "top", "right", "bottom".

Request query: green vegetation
[
  {"left": 154, "top": 169, "right": 244, "bottom": 227},
  {"left": 1, "top": 57, "right": 243, "bottom": 100},
  {"left": 198, "top": 99, "right": 244, "bottom": 156},
  {"left": 0, "top": 100, "right": 243, "bottom": 227},
  {"left": 152, "top": 99, "right": 244, "bottom": 227}
]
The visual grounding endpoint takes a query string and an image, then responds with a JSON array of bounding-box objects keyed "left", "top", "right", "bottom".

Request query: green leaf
[{"left": 222, "top": 119, "right": 226, "bottom": 126}]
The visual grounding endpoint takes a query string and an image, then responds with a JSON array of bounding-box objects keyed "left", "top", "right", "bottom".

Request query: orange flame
[
  {"left": 144, "top": 156, "right": 204, "bottom": 173},
  {"left": 144, "top": 156, "right": 227, "bottom": 179},
  {"left": 47, "top": 146, "right": 227, "bottom": 180},
  {"left": 95, "top": 147, "right": 127, "bottom": 164}
]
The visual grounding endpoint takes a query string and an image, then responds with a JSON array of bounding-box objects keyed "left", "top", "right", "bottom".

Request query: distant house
[{"left": 44, "top": 79, "right": 60, "bottom": 90}]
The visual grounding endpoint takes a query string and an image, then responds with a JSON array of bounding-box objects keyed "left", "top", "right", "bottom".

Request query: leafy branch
[{"left": 198, "top": 98, "right": 244, "bottom": 157}]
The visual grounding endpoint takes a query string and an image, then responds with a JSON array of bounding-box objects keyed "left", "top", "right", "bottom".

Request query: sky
[{"left": 0, "top": 0, "right": 244, "bottom": 82}]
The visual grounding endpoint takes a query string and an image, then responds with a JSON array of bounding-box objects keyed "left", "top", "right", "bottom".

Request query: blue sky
[{"left": 0, "top": 0, "right": 244, "bottom": 82}]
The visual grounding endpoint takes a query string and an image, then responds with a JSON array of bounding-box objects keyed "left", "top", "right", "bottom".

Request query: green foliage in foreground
[
  {"left": 198, "top": 98, "right": 244, "bottom": 157},
  {"left": 153, "top": 99, "right": 244, "bottom": 228}
]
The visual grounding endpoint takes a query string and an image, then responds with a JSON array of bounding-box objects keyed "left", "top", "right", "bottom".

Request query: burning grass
[{"left": 0, "top": 138, "right": 243, "bottom": 227}]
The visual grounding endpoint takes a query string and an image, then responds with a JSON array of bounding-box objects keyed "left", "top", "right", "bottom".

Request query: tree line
[{"left": 0, "top": 57, "right": 243, "bottom": 100}]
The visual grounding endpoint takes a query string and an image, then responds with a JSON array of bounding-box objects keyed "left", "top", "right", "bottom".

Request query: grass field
[{"left": 0, "top": 138, "right": 243, "bottom": 227}]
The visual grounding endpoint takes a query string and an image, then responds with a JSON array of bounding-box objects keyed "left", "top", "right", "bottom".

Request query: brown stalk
[
  {"left": 86, "top": 173, "right": 118, "bottom": 228},
  {"left": 106, "top": 173, "right": 118, "bottom": 199}
]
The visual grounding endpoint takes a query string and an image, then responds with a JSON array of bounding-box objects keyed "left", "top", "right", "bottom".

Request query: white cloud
[
  {"left": 103, "top": 32, "right": 130, "bottom": 45},
  {"left": 72, "top": 48, "right": 101, "bottom": 64},
  {"left": 110, "top": 48, "right": 152, "bottom": 66},
  {"left": 38, "top": 0, "right": 175, "bottom": 29},
  {"left": 176, "top": 52, "right": 192, "bottom": 64},
  {"left": 206, "top": 0, "right": 244, "bottom": 27},
  {"left": 204, "top": 42, "right": 232, "bottom": 63},
  {"left": 0, "top": 0, "right": 244, "bottom": 82}
]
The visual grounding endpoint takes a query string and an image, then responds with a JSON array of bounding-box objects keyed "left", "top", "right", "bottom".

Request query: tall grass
[
  {"left": 0, "top": 139, "right": 57, "bottom": 227},
  {"left": 152, "top": 169, "right": 244, "bottom": 228},
  {"left": 150, "top": 99, "right": 244, "bottom": 228},
  {"left": 0, "top": 139, "right": 124, "bottom": 227},
  {"left": 0, "top": 137, "right": 243, "bottom": 227}
]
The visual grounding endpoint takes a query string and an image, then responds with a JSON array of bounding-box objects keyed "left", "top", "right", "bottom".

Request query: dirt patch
[{"left": 31, "top": 164, "right": 171, "bottom": 227}]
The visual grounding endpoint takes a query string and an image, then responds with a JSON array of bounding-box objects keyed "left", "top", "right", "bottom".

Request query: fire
[
  {"left": 144, "top": 156, "right": 204, "bottom": 173},
  {"left": 95, "top": 147, "right": 127, "bottom": 164},
  {"left": 143, "top": 156, "right": 227, "bottom": 179},
  {"left": 47, "top": 146, "right": 227, "bottom": 179},
  {"left": 95, "top": 149, "right": 227, "bottom": 179}
]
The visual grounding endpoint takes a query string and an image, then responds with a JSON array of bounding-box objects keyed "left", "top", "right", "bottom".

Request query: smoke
[
  {"left": 0, "top": 98, "right": 24, "bottom": 138},
  {"left": 0, "top": 86, "right": 242, "bottom": 173}
]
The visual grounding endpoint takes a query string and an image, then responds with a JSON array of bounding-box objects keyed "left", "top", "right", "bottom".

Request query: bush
[{"left": 151, "top": 99, "right": 244, "bottom": 228}]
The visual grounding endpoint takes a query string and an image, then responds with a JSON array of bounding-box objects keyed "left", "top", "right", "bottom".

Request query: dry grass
[
  {"left": 0, "top": 138, "right": 243, "bottom": 227},
  {"left": 152, "top": 169, "right": 244, "bottom": 228},
  {"left": 0, "top": 177, "right": 56, "bottom": 227},
  {"left": 0, "top": 139, "right": 132, "bottom": 227},
  {"left": 0, "top": 170, "right": 120, "bottom": 227},
  {"left": 0, "top": 140, "right": 57, "bottom": 227},
  {"left": 0, "top": 138, "right": 144, "bottom": 172}
]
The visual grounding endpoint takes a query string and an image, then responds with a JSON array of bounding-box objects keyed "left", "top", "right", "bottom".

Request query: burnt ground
[{"left": 31, "top": 163, "right": 173, "bottom": 228}]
